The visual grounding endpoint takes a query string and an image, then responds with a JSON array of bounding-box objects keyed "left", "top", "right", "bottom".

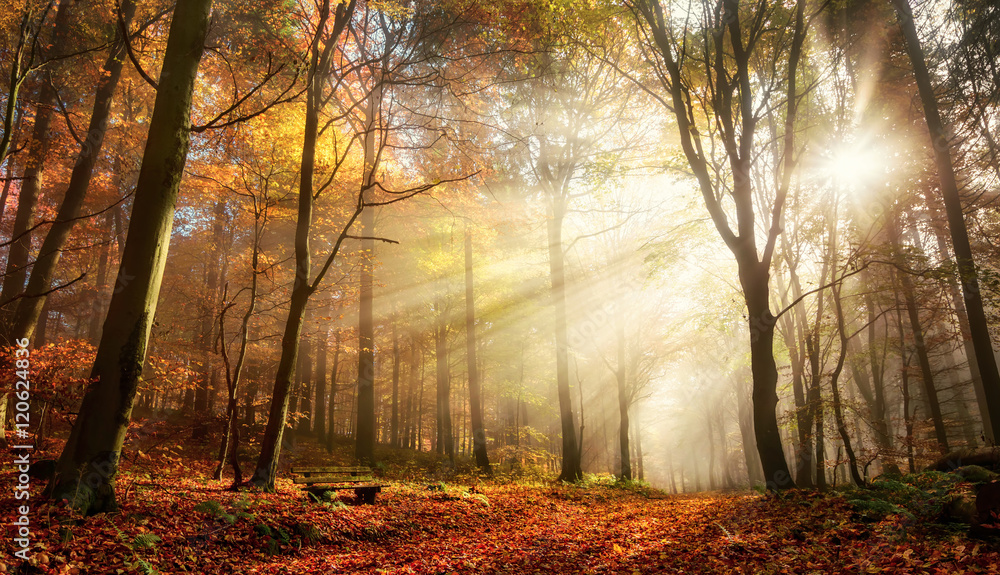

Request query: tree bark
[
  {"left": 0, "top": 0, "right": 74, "bottom": 332},
  {"left": 295, "top": 323, "right": 313, "bottom": 437},
  {"left": 891, "top": 0, "right": 1000, "bottom": 444},
  {"left": 742, "top": 258, "right": 796, "bottom": 490},
  {"left": 250, "top": 0, "right": 356, "bottom": 489},
  {"left": 6, "top": 0, "right": 136, "bottom": 344},
  {"left": 390, "top": 315, "right": 400, "bottom": 447},
  {"left": 194, "top": 200, "right": 225, "bottom": 433},
  {"left": 0, "top": 86, "right": 55, "bottom": 329},
  {"left": 548, "top": 205, "right": 582, "bottom": 482},
  {"left": 614, "top": 299, "right": 631, "bottom": 481},
  {"left": 633, "top": 418, "right": 645, "bottom": 481},
  {"left": 826, "top": 205, "right": 864, "bottom": 486},
  {"left": 326, "top": 330, "right": 340, "bottom": 451},
  {"left": 355, "top": 205, "right": 376, "bottom": 463},
  {"left": 354, "top": 59, "right": 381, "bottom": 463},
  {"left": 87, "top": 213, "right": 115, "bottom": 342},
  {"left": 434, "top": 290, "right": 454, "bottom": 462},
  {"left": 314, "top": 327, "right": 328, "bottom": 440},
  {"left": 925, "top": 195, "right": 989, "bottom": 442},
  {"left": 401, "top": 335, "right": 414, "bottom": 449},
  {"left": 215, "top": 199, "right": 265, "bottom": 483},
  {"left": 631, "top": 0, "right": 803, "bottom": 490},
  {"left": 464, "top": 231, "right": 490, "bottom": 472},
  {"left": 776, "top": 247, "right": 814, "bottom": 487},
  {"left": 417, "top": 346, "right": 425, "bottom": 451},
  {"left": 893, "top": 286, "right": 918, "bottom": 473},
  {"left": 45, "top": 0, "right": 212, "bottom": 514},
  {"left": 889, "top": 213, "right": 950, "bottom": 453}
]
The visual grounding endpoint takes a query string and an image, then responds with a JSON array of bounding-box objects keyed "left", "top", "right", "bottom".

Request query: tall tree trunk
[
  {"left": 776, "top": 252, "right": 814, "bottom": 487},
  {"left": 250, "top": 211, "right": 311, "bottom": 487},
  {"left": 860, "top": 290, "right": 893, "bottom": 451},
  {"left": 0, "top": 13, "right": 29, "bottom": 171},
  {"left": 402, "top": 334, "right": 416, "bottom": 449},
  {"left": 547, "top": 203, "right": 581, "bottom": 482},
  {"left": 632, "top": 0, "right": 803, "bottom": 491},
  {"left": 894, "top": 288, "right": 918, "bottom": 473},
  {"left": 888, "top": 214, "right": 950, "bottom": 453},
  {"left": 0, "top": 86, "right": 55, "bottom": 329},
  {"left": 354, "top": 63, "right": 382, "bottom": 463},
  {"left": 633, "top": 418, "right": 645, "bottom": 481},
  {"left": 0, "top": 0, "right": 74, "bottom": 333},
  {"left": 742, "top": 258, "right": 796, "bottom": 489},
  {"left": 736, "top": 369, "right": 764, "bottom": 485},
  {"left": 45, "top": 0, "right": 212, "bottom": 515},
  {"left": 0, "top": 134, "right": 17, "bottom": 237},
  {"left": 326, "top": 330, "right": 340, "bottom": 451},
  {"left": 296, "top": 322, "right": 313, "bottom": 436},
  {"left": 355, "top": 202, "right": 376, "bottom": 463},
  {"left": 926, "top": 196, "right": 989, "bottom": 442},
  {"left": 87, "top": 213, "right": 115, "bottom": 342},
  {"left": 33, "top": 298, "right": 49, "bottom": 346},
  {"left": 215, "top": 197, "right": 262, "bottom": 484},
  {"left": 899, "top": 273, "right": 949, "bottom": 452},
  {"left": 614, "top": 300, "right": 631, "bottom": 481},
  {"left": 250, "top": 0, "right": 356, "bottom": 489},
  {"left": 464, "top": 231, "right": 490, "bottom": 472},
  {"left": 803, "top": 247, "right": 830, "bottom": 489},
  {"left": 244, "top": 363, "right": 259, "bottom": 427},
  {"left": 435, "top": 291, "right": 454, "bottom": 462},
  {"left": 314, "top": 327, "right": 328, "bottom": 440},
  {"left": 214, "top": 229, "right": 259, "bottom": 484},
  {"left": 826, "top": 207, "right": 864, "bottom": 486},
  {"left": 417, "top": 346, "right": 425, "bottom": 451},
  {"left": 6, "top": 0, "right": 135, "bottom": 343},
  {"left": 194, "top": 200, "right": 225, "bottom": 436},
  {"left": 390, "top": 315, "right": 400, "bottom": 447},
  {"left": 891, "top": 0, "right": 1000, "bottom": 444}
]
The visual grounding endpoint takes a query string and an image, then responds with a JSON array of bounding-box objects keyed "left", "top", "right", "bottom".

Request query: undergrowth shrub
[{"left": 845, "top": 470, "right": 964, "bottom": 524}]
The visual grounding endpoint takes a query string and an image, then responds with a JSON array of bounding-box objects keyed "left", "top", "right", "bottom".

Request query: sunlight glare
[{"left": 823, "top": 140, "right": 884, "bottom": 192}]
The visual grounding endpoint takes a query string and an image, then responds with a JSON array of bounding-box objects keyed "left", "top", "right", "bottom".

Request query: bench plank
[
  {"left": 291, "top": 466, "right": 371, "bottom": 474},
  {"left": 292, "top": 476, "right": 375, "bottom": 485},
  {"left": 290, "top": 466, "right": 383, "bottom": 504}
]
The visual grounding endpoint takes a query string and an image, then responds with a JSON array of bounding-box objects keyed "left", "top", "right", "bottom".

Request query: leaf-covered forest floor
[{"left": 3, "top": 423, "right": 1000, "bottom": 574}]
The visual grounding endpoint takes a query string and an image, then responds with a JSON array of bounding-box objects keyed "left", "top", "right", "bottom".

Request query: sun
[{"left": 822, "top": 140, "right": 885, "bottom": 191}]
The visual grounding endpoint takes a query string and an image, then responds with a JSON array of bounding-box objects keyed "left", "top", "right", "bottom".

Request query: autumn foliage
[{"left": 0, "top": 434, "right": 999, "bottom": 574}]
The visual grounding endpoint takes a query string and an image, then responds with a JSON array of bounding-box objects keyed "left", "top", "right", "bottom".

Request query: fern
[
  {"left": 194, "top": 500, "right": 225, "bottom": 515},
  {"left": 132, "top": 533, "right": 162, "bottom": 550},
  {"left": 194, "top": 499, "right": 237, "bottom": 524},
  {"left": 462, "top": 491, "right": 490, "bottom": 506},
  {"left": 125, "top": 559, "right": 159, "bottom": 574},
  {"left": 325, "top": 500, "right": 348, "bottom": 511}
]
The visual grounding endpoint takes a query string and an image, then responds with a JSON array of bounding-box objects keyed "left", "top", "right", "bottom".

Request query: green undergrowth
[{"left": 842, "top": 468, "right": 986, "bottom": 526}]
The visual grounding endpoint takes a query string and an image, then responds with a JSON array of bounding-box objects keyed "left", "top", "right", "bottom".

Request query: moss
[{"left": 957, "top": 465, "right": 999, "bottom": 484}]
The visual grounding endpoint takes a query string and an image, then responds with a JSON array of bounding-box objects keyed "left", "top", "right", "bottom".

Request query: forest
[{"left": 3, "top": 0, "right": 1000, "bottom": 572}]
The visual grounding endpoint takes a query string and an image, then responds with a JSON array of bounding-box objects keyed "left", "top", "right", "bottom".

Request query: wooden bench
[{"left": 290, "top": 466, "right": 383, "bottom": 504}]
